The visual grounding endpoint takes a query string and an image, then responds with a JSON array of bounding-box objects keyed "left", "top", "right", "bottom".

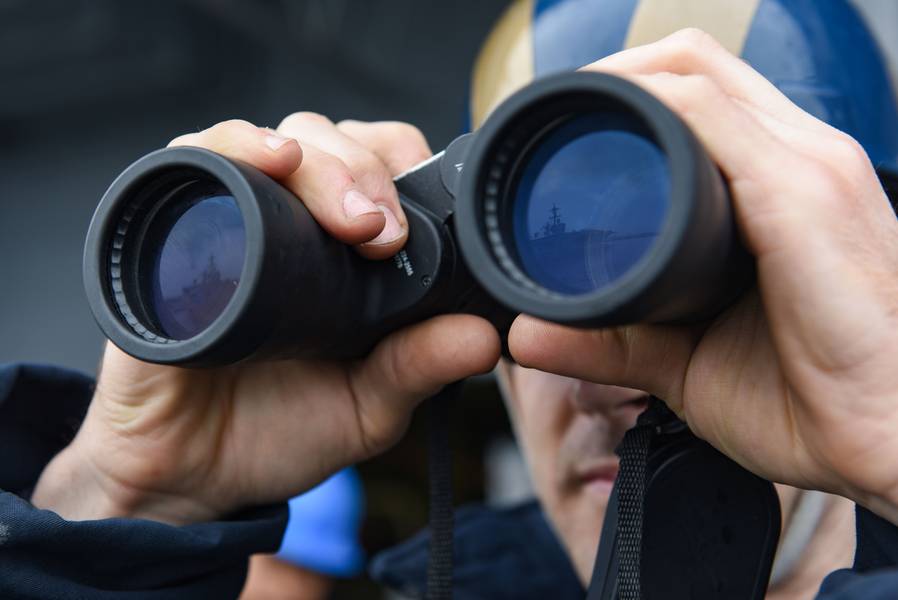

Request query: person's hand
[
  {"left": 508, "top": 29, "right": 898, "bottom": 522},
  {"left": 33, "top": 117, "right": 501, "bottom": 525}
]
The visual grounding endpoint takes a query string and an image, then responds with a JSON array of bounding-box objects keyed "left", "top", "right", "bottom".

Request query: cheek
[
  {"left": 538, "top": 477, "right": 606, "bottom": 586},
  {"left": 506, "top": 369, "right": 578, "bottom": 500},
  {"left": 513, "top": 408, "right": 570, "bottom": 509},
  {"left": 517, "top": 421, "right": 564, "bottom": 496}
]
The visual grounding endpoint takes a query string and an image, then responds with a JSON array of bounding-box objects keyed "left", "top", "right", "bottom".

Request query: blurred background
[{"left": 1, "top": 1, "right": 897, "bottom": 598}]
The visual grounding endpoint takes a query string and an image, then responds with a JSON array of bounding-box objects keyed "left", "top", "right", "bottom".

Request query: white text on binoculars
[{"left": 393, "top": 250, "right": 414, "bottom": 276}]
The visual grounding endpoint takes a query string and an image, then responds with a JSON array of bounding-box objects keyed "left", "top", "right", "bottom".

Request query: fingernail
[
  {"left": 265, "top": 133, "right": 291, "bottom": 151},
  {"left": 342, "top": 189, "right": 380, "bottom": 220},
  {"left": 367, "top": 205, "right": 405, "bottom": 245}
]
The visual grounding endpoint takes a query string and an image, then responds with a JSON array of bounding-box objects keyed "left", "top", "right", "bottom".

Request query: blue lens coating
[
  {"left": 512, "top": 113, "right": 670, "bottom": 295},
  {"left": 148, "top": 191, "right": 245, "bottom": 340}
]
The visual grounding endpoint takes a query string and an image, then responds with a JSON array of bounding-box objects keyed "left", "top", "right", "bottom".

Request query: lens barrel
[
  {"left": 84, "top": 148, "right": 388, "bottom": 366},
  {"left": 455, "top": 72, "right": 752, "bottom": 327}
]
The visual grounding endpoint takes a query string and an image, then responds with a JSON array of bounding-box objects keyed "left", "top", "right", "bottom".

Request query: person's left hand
[{"left": 509, "top": 29, "right": 898, "bottom": 522}]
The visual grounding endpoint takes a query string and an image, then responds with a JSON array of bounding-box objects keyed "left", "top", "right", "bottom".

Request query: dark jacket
[
  {"left": 2, "top": 362, "right": 898, "bottom": 598},
  {"left": 0, "top": 364, "right": 286, "bottom": 599},
  {"left": 370, "top": 501, "right": 586, "bottom": 599}
]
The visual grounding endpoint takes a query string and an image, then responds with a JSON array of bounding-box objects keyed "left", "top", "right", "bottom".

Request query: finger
[
  {"left": 508, "top": 315, "right": 698, "bottom": 415},
  {"left": 622, "top": 72, "right": 827, "bottom": 254},
  {"left": 337, "top": 120, "right": 433, "bottom": 176},
  {"left": 585, "top": 28, "right": 827, "bottom": 133},
  {"left": 348, "top": 314, "right": 501, "bottom": 456},
  {"left": 278, "top": 113, "right": 408, "bottom": 258},
  {"left": 626, "top": 72, "right": 790, "bottom": 182},
  {"left": 590, "top": 32, "right": 883, "bottom": 228},
  {"left": 168, "top": 119, "right": 302, "bottom": 180},
  {"left": 276, "top": 142, "right": 403, "bottom": 252}
]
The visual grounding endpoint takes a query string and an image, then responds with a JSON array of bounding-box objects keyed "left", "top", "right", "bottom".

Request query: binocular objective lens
[
  {"left": 144, "top": 185, "right": 245, "bottom": 340},
  {"left": 511, "top": 113, "right": 670, "bottom": 295}
]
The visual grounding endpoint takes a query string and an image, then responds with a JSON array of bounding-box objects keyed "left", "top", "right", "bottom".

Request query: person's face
[{"left": 499, "top": 362, "right": 649, "bottom": 584}]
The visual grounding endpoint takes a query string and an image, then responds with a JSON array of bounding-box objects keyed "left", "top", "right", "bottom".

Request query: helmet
[{"left": 469, "top": 0, "right": 898, "bottom": 176}]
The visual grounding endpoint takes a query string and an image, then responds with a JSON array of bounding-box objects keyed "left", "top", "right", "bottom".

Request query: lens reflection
[
  {"left": 147, "top": 186, "right": 245, "bottom": 340},
  {"left": 512, "top": 113, "right": 669, "bottom": 295}
]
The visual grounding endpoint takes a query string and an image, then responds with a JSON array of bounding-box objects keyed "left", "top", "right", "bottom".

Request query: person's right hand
[{"left": 32, "top": 117, "right": 501, "bottom": 525}]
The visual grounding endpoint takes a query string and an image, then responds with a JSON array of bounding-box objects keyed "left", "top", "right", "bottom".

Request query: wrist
[
  {"left": 31, "top": 439, "right": 139, "bottom": 521},
  {"left": 31, "top": 435, "right": 218, "bottom": 526}
]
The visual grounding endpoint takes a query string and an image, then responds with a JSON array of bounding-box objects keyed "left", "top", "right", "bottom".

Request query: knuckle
[
  {"left": 166, "top": 133, "right": 195, "bottom": 147},
  {"left": 829, "top": 133, "right": 872, "bottom": 174},
  {"left": 209, "top": 118, "right": 256, "bottom": 134},
  {"left": 315, "top": 153, "right": 355, "bottom": 190},
  {"left": 277, "top": 111, "right": 333, "bottom": 131},
  {"left": 340, "top": 145, "right": 391, "bottom": 189},
  {"left": 383, "top": 121, "right": 427, "bottom": 146},
  {"left": 345, "top": 147, "right": 385, "bottom": 177},
  {"left": 389, "top": 122, "right": 432, "bottom": 162},
  {"left": 679, "top": 73, "right": 720, "bottom": 99},
  {"left": 336, "top": 118, "right": 362, "bottom": 130},
  {"left": 794, "top": 158, "right": 855, "bottom": 212},
  {"left": 659, "top": 73, "right": 721, "bottom": 113},
  {"left": 352, "top": 157, "right": 396, "bottom": 200},
  {"left": 204, "top": 119, "right": 257, "bottom": 140},
  {"left": 356, "top": 165, "right": 396, "bottom": 203},
  {"left": 667, "top": 27, "right": 721, "bottom": 55}
]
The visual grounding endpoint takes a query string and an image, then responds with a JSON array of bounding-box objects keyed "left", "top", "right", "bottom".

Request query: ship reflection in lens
[
  {"left": 512, "top": 113, "right": 669, "bottom": 295},
  {"left": 147, "top": 186, "right": 245, "bottom": 340}
]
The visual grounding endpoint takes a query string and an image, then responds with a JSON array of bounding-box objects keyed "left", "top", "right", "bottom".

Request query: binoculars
[{"left": 84, "top": 72, "right": 751, "bottom": 367}]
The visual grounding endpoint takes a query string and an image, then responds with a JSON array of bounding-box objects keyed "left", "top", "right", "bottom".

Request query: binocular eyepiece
[{"left": 84, "top": 72, "right": 752, "bottom": 367}]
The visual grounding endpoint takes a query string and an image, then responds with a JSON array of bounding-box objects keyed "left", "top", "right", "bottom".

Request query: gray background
[{"left": 1, "top": 0, "right": 896, "bottom": 374}]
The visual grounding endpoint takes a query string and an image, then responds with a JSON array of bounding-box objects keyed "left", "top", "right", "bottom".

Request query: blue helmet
[{"left": 469, "top": 0, "right": 898, "bottom": 176}]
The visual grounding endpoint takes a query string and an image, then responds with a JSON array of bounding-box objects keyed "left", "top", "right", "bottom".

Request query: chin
[{"left": 547, "top": 490, "right": 607, "bottom": 584}]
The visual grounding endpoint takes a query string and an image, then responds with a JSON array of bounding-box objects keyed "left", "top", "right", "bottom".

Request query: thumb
[
  {"left": 508, "top": 315, "right": 698, "bottom": 415},
  {"left": 348, "top": 314, "right": 501, "bottom": 456}
]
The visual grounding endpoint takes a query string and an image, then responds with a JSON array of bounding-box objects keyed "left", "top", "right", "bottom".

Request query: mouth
[{"left": 575, "top": 459, "right": 620, "bottom": 498}]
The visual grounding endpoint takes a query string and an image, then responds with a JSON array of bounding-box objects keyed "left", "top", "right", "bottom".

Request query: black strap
[
  {"left": 586, "top": 483, "right": 621, "bottom": 600},
  {"left": 616, "top": 423, "right": 651, "bottom": 599},
  {"left": 615, "top": 398, "right": 678, "bottom": 600},
  {"left": 426, "top": 381, "right": 463, "bottom": 600}
]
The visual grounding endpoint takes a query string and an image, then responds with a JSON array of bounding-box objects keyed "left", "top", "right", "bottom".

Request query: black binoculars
[{"left": 83, "top": 71, "right": 751, "bottom": 366}]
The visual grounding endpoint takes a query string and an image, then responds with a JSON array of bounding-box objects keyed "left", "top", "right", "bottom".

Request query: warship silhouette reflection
[
  {"left": 161, "top": 253, "right": 239, "bottom": 337},
  {"left": 524, "top": 204, "right": 657, "bottom": 294}
]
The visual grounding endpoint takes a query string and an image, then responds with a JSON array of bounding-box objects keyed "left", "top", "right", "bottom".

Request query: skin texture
[
  {"left": 508, "top": 29, "right": 898, "bottom": 523},
  {"left": 32, "top": 118, "right": 501, "bottom": 525},
  {"left": 499, "top": 364, "right": 855, "bottom": 598}
]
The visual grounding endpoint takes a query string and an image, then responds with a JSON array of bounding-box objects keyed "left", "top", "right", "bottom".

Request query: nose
[{"left": 570, "top": 380, "right": 648, "bottom": 420}]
